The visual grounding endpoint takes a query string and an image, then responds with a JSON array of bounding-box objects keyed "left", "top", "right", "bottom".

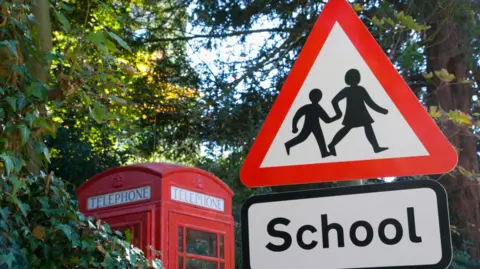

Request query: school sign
[{"left": 239, "top": 0, "right": 457, "bottom": 268}]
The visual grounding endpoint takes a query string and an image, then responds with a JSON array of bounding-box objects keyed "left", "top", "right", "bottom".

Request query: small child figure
[{"left": 285, "top": 88, "right": 339, "bottom": 158}]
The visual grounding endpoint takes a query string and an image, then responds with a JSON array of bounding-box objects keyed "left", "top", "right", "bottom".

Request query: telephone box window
[
  {"left": 178, "top": 227, "right": 184, "bottom": 253},
  {"left": 186, "top": 229, "right": 217, "bottom": 257},
  {"left": 178, "top": 257, "right": 183, "bottom": 269},
  {"left": 186, "top": 258, "right": 217, "bottom": 269},
  {"left": 220, "top": 235, "right": 224, "bottom": 259}
]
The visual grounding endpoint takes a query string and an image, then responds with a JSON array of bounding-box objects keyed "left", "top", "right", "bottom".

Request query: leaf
[
  {"left": 109, "top": 94, "right": 127, "bottom": 105},
  {"left": 81, "top": 92, "right": 92, "bottom": 106},
  {"left": 0, "top": 153, "right": 14, "bottom": 175},
  {"left": 90, "top": 101, "right": 107, "bottom": 123},
  {"left": 12, "top": 64, "right": 25, "bottom": 77},
  {"left": 34, "top": 142, "right": 50, "bottom": 163},
  {"left": 125, "top": 229, "right": 132, "bottom": 243},
  {"left": 60, "top": 2, "right": 74, "bottom": 11},
  {"left": 8, "top": 176, "right": 23, "bottom": 196},
  {"left": 54, "top": 10, "right": 71, "bottom": 32},
  {"left": 106, "top": 30, "right": 131, "bottom": 51},
  {"left": 56, "top": 224, "right": 73, "bottom": 240},
  {"left": 6, "top": 96, "right": 17, "bottom": 110},
  {"left": 352, "top": 3, "right": 363, "bottom": 12},
  {"left": 459, "top": 78, "right": 473, "bottom": 84},
  {"left": 429, "top": 106, "right": 442, "bottom": 118},
  {"left": 435, "top": 69, "right": 456, "bottom": 83},
  {"left": 11, "top": 156, "right": 25, "bottom": 173},
  {"left": 17, "top": 124, "right": 30, "bottom": 145},
  {"left": 32, "top": 225, "right": 45, "bottom": 240},
  {"left": 26, "top": 82, "right": 49, "bottom": 100},
  {"left": 0, "top": 253, "right": 15, "bottom": 268},
  {"left": 87, "top": 31, "right": 108, "bottom": 54},
  {"left": 0, "top": 40, "right": 18, "bottom": 58},
  {"left": 423, "top": 72, "right": 434, "bottom": 79},
  {"left": 448, "top": 111, "right": 472, "bottom": 125},
  {"left": 12, "top": 196, "right": 30, "bottom": 217},
  {"left": 0, "top": 207, "right": 10, "bottom": 221}
]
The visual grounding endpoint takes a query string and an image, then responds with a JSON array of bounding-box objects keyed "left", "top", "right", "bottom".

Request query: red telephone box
[{"left": 76, "top": 162, "right": 235, "bottom": 269}]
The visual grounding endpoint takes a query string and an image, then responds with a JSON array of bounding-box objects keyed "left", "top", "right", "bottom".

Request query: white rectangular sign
[
  {"left": 87, "top": 186, "right": 151, "bottom": 210},
  {"left": 171, "top": 186, "right": 225, "bottom": 212},
  {"left": 241, "top": 180, "right": 451, "bottom": 269}
]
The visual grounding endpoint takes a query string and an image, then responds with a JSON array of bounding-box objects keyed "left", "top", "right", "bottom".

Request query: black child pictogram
[
  {"left": 328, "top": 68, "right": 389, "bottom": 156},
  {"left": 285, "top": 89, "right": 339, "bottom": 157}
]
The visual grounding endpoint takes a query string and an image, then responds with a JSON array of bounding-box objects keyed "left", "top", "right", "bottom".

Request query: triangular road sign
[{"left": 240, "top": 0, "right": 458, "bottom": 188}]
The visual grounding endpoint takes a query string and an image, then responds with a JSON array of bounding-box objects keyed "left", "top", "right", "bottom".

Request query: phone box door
[
  {"left": 169, "top": 211, "right": 233, "bottom": 269},
  {"left": 102, "top": 211, "right": 151, "bottom": 254}
]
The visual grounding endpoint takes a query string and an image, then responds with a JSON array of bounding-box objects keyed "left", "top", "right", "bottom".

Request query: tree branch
[{"left": 142, "top": 28, "right": 293, "bottom": 43}]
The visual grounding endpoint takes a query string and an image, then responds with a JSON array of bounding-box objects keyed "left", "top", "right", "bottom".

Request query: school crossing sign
[{"left": 240, "top": 0, "right": 458, "bottom": 187}]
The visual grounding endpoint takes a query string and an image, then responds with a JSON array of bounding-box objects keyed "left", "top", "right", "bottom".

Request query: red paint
[
  {"left": 76, "top": 163, "right": 235, "bottom": 269},
  {"left": 240, "top": 0, "right": 458, "bottom": 188}
]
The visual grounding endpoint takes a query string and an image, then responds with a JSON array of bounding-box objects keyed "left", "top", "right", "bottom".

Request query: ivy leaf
[
  {"left": 11, "top": 156, "right": 25, "bottom": 173},
  {"left": 27, "top": 81, "right": 49, "bottom": 99},
  {"left": 12, "top": 64, "right": 26, "bottom": 77},
  {"left": 106, "top": 30, "right": 131, "bottom": 51},
  {"left": 0, "top": 153, "right": 14, "bottom": 175},
  {"left": 17, "top": 124, "right": 30, "bottom": 145},
  {"left": 54, "top": 10, "right": 71, "bottom": 32},
  {"left": 0, "top": 253, "right": 15, "bottom": 268},
  {"left": 12, "top": 196, "right": 30, "bottom": 217},
  {"left": 0, "top": 40, "right": 18, "bottom": 58},
  {"left": 34, "top": 142, "right": 50, "bottom": 163},
  {"left": 8, "top": 176, "right": 23, "bottom": 196},
  {"left": 0, "top": 207, "right": 10, "bottom": 221},
  {"left": 56, "top": 224, "right": 73, "bottom": 240},
  {"left": 6, "top": 96, "right": 17, "bottom": 110},
  {"left": 25, "top": 112, "right": 36, "bottom": 127}
]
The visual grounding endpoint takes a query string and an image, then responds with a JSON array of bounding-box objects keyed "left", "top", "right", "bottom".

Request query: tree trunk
[{"left": 425, "top": 18, "right": 480, "bottom": 257}]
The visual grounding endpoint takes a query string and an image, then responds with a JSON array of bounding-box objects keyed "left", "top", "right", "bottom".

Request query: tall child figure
[{"left": 328, "top": 69, "right": 389, "bottom": 156}]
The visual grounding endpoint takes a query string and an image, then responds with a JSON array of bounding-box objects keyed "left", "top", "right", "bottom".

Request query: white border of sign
[{"left": 241, "top": 180, "right": 452, "bottom": 269}]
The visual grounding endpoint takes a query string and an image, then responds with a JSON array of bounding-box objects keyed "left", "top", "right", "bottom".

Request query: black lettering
[
  {"left": 121, "top": 191, "right": 128, "bottom": 202},
  {"left": 115, "top": 193, "right": 121, "bottom": 204},
  {"left": 135, "top": 189, "right": 143, "bottom": 198},
  {"left": 349, "top": 221, "right": 374, "bottom": 247},
  {"left": 407, "top": 207, "right": 422, "bottom": 243},
  {"left": 266, "top": 218, "right": 292, "bottom": 252},
  {"left": 128, "top": 191, "right": 135, "bottom": 201},
  {"left": 108, "top": 194, "right": 113, "bottom": 205},
  {"left": 379, "top": 218, "right": 403, "bottom": 245},
  {"left": 97, "top": 196, "right": 103, "bottom": 207},
  {"left": 321, "top": 214, "right": 345, "bottom": 248},
  {"left": 296, "top": 225, "right": 318, "bottom": 250}
]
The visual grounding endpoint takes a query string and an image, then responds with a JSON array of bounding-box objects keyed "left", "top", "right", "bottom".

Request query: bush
[{"left": 0, "top": 173, "right": 163, "bottom": 268}]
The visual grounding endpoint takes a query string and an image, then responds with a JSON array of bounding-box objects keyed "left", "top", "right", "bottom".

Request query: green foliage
[
  {"left": 0, "top": 0, "right": 164, "bottom": 267},
  {"left": 0, "top": 173, "right": 162, "bottom": 268}
]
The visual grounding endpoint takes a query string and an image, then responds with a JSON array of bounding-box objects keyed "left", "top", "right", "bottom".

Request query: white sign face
[
  {"left": 87, "top": 186, "right": 151, "bottom": 210},
  {"left": 171, "top": 186, "right": 225, "bottom": 212},
  {"left": 261, "top": 22, "right": 428, "bottom": 168},
  {"left": 241, "top": 180, "right": 452, "bottom": 269}
]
